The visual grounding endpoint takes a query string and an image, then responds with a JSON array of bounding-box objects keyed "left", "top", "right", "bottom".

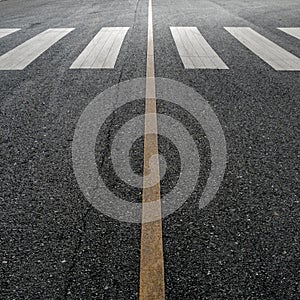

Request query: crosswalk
[
  {"left": 0, "top": 26, "right": 299, "bottom": 71},
  {"left": 70, "top": 27, "right": 129, "bottom": 69},
  {"left": 170, "top": 27, "right": 228, "bottom": 69},
  {"left": 225, "top": 27, "right": 300, "bottom": 71},
  {"left": 278, "top": 28, "right": 300, "bottom": 40},
  {"left": 0, "top": 28, "right": 20, "bottom": 39},
  {"left": 0, "top": 28, "right": 74, "bottom": 70}
]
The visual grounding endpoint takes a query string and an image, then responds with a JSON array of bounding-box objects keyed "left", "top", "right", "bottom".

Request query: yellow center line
[{"left": 139, "top": 0, "right": 165, "bottom": 299}]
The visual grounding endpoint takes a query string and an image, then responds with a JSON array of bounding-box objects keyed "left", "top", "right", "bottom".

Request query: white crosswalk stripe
[
  {"left": 170, "top": 26, "right": 228, "bottom": 69},
  {"left": 225, "top": 27, "right": 300, "bottom": 71},
  {"left": 0, "top": 28, "right": 20, "bottom": 39},
  {"left": 70, "top": 27, "right": 129, "bottom": 69},
  {"left": 278, "top": 28, "right": 300, "bottom": 40},
  {"left": 0, "top": 26, "right": 299, "bottom": 71},
  {"left": 0, "top": 28, "right": 74, "bottom": 70}
]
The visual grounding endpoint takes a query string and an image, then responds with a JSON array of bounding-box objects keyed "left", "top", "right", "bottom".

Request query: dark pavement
[{"left": 0, "top": 0, "right": 299, "bottom": 299}]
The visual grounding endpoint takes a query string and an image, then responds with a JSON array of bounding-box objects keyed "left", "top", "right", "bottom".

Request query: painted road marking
[
  {"left": 0, "top": 28, "right": 20, "bottom": 39},
  {"left": 139, "top": 0, "right": 165, "bottom": 299},
  {"left": 170, "top": 26, "right": 228, "bottom": 69},
  {"left": 70, "top": 27, "right": 129, "bottom": 69},
  {"left": 0, "top": 28, "right": 74, "bottom": 70},
  {"left": 278, "top": 28, "right": 300, "bottom": 40},
  {"left": 225, "top": 27, "right": 300, "bottom": 71}
]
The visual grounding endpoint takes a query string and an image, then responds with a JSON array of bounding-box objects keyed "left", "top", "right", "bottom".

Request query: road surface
[{"left": 0, "top": 0, "right": 299, "bottom": 299}]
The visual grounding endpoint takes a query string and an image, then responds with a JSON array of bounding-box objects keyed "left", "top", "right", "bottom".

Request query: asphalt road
[{"left": 0, "top": 0, "right": 299, "bottom": 299}]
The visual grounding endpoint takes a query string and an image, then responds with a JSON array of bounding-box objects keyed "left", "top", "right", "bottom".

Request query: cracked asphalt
[{"left": 0, "top": 0, "right": 299, "bottom": 299}]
